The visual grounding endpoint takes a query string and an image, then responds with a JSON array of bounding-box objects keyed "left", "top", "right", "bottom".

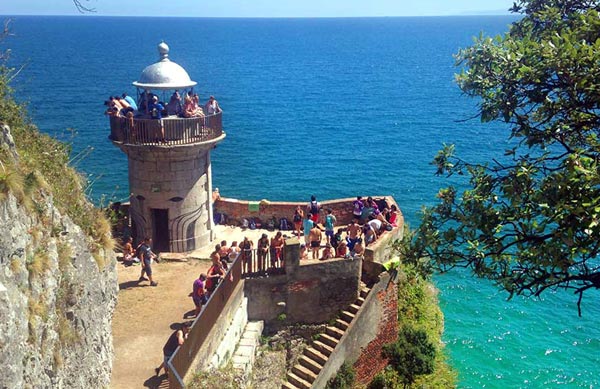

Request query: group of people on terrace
[
  {"left": 294, "top": 195, "right": 400, "bottom": 261},
  {"left": 104, "top": 91, "right": 221, "bottom": 120}
]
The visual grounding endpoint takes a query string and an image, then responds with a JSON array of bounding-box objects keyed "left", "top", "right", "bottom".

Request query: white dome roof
[{"left": 133, "top": 42, "right": 197, "bottom": 90}]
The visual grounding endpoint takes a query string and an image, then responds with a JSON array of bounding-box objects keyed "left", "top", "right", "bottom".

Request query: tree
[
  {"left": 382, "top": 326, "right": 435, "bottom": 388},
  {"left": 405, "top": 0, "right": 600, "bottom": 315}
]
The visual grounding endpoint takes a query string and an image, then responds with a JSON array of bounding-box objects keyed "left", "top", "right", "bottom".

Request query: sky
[{"left": 2, "top": 0, "right": 515, "bottom": 17}]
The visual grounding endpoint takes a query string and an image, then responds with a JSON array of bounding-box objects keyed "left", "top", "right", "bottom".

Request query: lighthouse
[{"left": 108, "top": 42, "right": 225, "bottom": 253}]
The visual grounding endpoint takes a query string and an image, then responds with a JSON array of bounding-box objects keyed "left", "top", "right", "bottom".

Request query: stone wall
[
  {"left": 245, "top": 239, "right": 361, "bottom": 325},
  {"left": 215, "top": 196, "right": 400, "bottom": 226},
  {"left": 116, "top": 143, "right": 217, "bottom": 253},
  {"left": 0, "top": 193, "right": 118, "bottom": 389},
  {"left": 311, "top": 272, "right": 399, "bottom": 388}
]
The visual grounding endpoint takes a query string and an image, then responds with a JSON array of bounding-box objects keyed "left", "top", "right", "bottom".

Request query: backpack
[
  {"left": 310, "top": 201, "right": 319, "bottom": 215},
  {"left": 241, "top": 218, "right": 249, "bottom": 229},
  {"left": 279, "top": 217, "right": 289, "bottom": 231},
  {"left": 266, "top": 218, "right": 275, "bottom": 231},
  {"left": 249, "top": 219, "right": 257, "bottom": 230}
]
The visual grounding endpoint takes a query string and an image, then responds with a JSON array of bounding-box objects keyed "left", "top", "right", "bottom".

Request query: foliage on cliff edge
[{"left": 0, "top": 64, "right": 113, "bottom": 261}]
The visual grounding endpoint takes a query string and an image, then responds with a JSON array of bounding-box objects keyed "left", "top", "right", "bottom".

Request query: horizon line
[{"left": 0, "top": 13, "right": 514, "bottom": 19}]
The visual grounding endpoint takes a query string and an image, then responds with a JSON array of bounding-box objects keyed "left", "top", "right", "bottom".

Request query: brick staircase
[{"left": 281, "top": 284, "right": 371, "bottom": 389}]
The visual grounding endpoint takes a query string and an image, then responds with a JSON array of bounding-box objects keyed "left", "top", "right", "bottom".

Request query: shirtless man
[
  {"left": 346, "top": 219, "right": 362, "bottom": 251},
  {"left": 309, "top": 224, "right": 322, "bottom": 259}
]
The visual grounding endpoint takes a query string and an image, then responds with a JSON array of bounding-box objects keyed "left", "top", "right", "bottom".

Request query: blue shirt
[
  {"left": 149, "top": 102, "right": 164, "bottom": 119},
  {"left": 303, "top": 218, "right": 313, "bottom": 234},
  {"left": 123, "top": 95, "right": 138, "bottom": 111}
]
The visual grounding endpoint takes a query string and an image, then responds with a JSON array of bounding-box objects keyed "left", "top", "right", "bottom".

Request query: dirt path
[
  {"left": 110, "top": 259, "right": 211, "bottom": 389},
  {"left": 110, "top": 225, "right": 291, "bottom": 388}
]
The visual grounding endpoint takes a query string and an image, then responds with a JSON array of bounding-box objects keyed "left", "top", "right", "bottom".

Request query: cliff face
[{"left": 0, "top": 124, "right": 118, "bottom": 388}]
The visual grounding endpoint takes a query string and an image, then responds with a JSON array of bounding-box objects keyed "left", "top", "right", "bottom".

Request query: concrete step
[
  {"left": 319, "top": 333, "right": 340, "bottom": 349},
  {"left": 334, "top": 318, "right": 349, "bottom": 331},
  {"left": 232, "top": 320, "right": 264, "bottom": 374},
  {"left": 326, "top": 326, "right": 345, "bottom": 340},
  {"left": 313, "top": 340, "right": 334, "bottom": 356},
  {"left": 299, "top": 355, "right": 322, "bottom": 375},
  {"left": 292, "top": 364, "right": 317, "bottom": 383},
  {"left": 281, "top": 381, "right": 298, "bottom": 389},
  {"left": 348, "top": 303, "right": 361, "bottom": 314},
  {"left": 340, "top": 310, "right": 355, "bottom": 323},
  {"left": 304, "top": 346, "right": 328, "bottom": 365},
  {"left": 287, "top": 371, "right": 312, "bottom": 389}
]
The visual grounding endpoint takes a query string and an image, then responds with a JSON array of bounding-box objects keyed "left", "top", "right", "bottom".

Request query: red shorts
[{"left": 311, "top": 214, "right": 319, "bottom": 223}]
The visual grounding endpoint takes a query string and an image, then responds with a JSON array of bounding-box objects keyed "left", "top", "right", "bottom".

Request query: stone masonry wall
[
  {"left": 215, "top": 196, "right": 399, "bottom": 226},
  {"left": 352, "top": 273, "right": 399, "bottom": 385},
  {"left": 245, "top": 240, "right": 361, "bottom": 325}
]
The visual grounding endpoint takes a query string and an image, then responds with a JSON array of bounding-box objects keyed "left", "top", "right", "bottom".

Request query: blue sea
[{"left": 5, "top": 15, "right": 600, "bottom": 388}]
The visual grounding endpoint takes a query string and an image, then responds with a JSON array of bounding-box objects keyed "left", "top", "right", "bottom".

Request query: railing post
[{"left": 284, "top": 238, "right": 300, "bottom": 276}]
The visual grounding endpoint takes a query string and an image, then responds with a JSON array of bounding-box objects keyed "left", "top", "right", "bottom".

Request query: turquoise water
[{"left": 5, "top": 15, "right": 600, "bottom": 388}]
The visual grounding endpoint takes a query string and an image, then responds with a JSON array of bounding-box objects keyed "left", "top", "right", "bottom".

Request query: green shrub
[
  {"left": 383, "top": 326, "right": 435, "bottom": 388},
  {"left": 326, "top": 362, "right": 355, "bottom": 389}
]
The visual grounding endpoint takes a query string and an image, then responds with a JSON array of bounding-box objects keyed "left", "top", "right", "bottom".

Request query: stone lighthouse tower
[{"left": 108, "top": 42, "right": 225, "bottom": 252}]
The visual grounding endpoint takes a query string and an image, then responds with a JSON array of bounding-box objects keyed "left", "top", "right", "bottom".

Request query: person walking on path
[
  {"left": 155, "top": 322, "right": 191, "bottom": 377},
  {"left": 192, "top": 273, "right": 207, "bottom": 317},
  {"left": 138, "top": 237, "right": 158, "bottom": 286}
]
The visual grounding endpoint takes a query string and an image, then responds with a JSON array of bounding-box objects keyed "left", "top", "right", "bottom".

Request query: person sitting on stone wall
[
  {"left": 336, "top": 240, "right": 348, "bottom": 258},
  {"left": 320, "top": 243, "right": 335, "bottom": 260},
  {"left": 300, "top": 244, "right": 308, "bottom": 260},
  {"left": 387, "top": 204, "right": 400, "bottom": 227},
  {"left": 353, "top": 238, "right": 365, "bottom": 257}
]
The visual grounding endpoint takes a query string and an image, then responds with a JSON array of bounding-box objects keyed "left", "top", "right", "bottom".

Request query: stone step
[
  {"left": 282, "top": 381, "right": 298, "bottom": 389},
  {"left": 334, "top": 318, "right": 349, "bottom": 331},
  {"left": 232, "top": 320, "right": 263, "bottom": 374},
  {"left": 319, "top": 333, "right": 340, "bottom": 349},
  {"left": 313, "top": 340, "right": 334, "bottom": 356},
  {"left": 326, "top": 326, "right": 345, "bottom": 340},
  {"left": 299, "top": 355, "right": 322, "bottom": 375},
  {"left": 286, "top": 371, "right": 312, "bottom": 389},
  {"left": 360, "top": 287, "right": 370, "bottom": 298},
  {"left": 356, "top": 296, "right": 365, "bottom": 306},
  {"left": 340, "top": 310, "right": 355, "bottom": 323},
  {"left": 304, "top": 346, "right": 328, "bottom": 365},
  {"left": 348, "top": 303, "right": 361, "bottom": 314},
  {"left": 292, "top": 364, "right": 317, "bottom": 383}
]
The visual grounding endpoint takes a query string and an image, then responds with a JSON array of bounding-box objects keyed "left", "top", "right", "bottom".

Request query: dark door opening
[{"left": 152, "top": 208, "right": 170, "bottom": 253}]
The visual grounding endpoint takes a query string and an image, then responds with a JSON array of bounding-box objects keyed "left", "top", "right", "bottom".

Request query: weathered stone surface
[{"left": 0, "top": 193, "right": 118, "bottom": 388}]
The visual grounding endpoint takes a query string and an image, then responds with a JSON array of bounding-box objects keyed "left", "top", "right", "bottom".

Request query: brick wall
[
  {"left": 353, "top": 275, "right": 399, "bottom": 385},
  {"left": 214, "top": 196, "right": 400, "bottom": 226}
]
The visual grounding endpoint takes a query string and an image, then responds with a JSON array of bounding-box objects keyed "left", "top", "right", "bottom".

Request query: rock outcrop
[{"left": 0, "top": 123, "right": 118, "bottom": 388}]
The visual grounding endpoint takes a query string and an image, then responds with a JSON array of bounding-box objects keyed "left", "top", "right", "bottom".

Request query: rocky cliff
[{"left": 0, "top": 123, "right": 118, "bottom": 388}]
